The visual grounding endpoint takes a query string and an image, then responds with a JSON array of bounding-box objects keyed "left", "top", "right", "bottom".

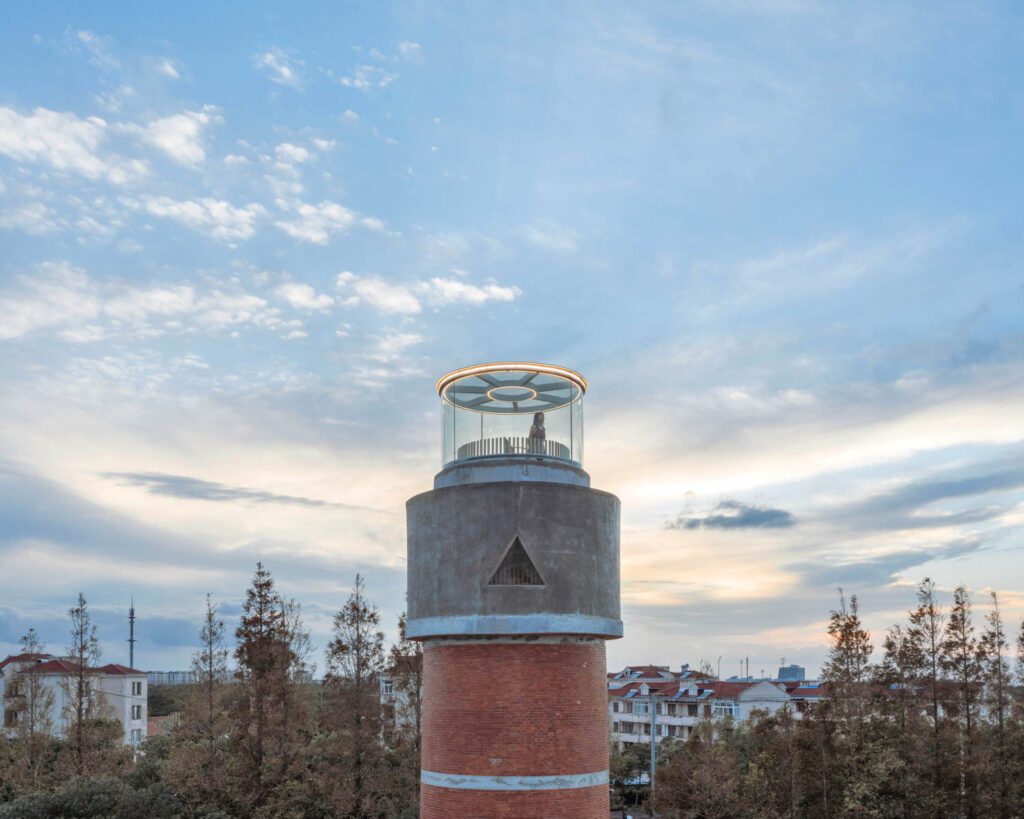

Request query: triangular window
[{"left": 488, "top": 536, "right": 544, "bottom": 586}]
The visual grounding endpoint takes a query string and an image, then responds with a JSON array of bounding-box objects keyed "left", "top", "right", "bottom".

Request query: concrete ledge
[
  {"left": 421, "top": 770, "right": 609, "bottom": 791},
  {"left": 407, "top": 613, "right": 623, "bottom": 639},
  {"left": 434, "top": 456, "right": 590, "bottom": 489}
]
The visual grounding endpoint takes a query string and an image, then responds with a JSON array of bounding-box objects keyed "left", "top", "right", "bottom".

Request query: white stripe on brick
[{"left": 421, "top": 769, "right": 608, "bottom": 791}]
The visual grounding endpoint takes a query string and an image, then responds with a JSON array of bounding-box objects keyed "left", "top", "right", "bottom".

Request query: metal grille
[{"left": 488, "top": 537, "right": 544, "bottom": 586}]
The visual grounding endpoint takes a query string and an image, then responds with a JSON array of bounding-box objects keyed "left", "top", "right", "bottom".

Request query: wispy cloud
[
  {"left": 70, "top": 30, "right": 119, "bottom": 70},
  {"left": 252, "top": 47, "right": 303, "bottom": 88},
  {"left": 101, "top": 471, "right": 383, "bottom": 512},
  {"left": 667, "top": 499, "right": 796, "bottom": 530},
  {"left": 274, "top": 200, "right": 357, "bottom": 244},
  {"left": 131, "top": 195, "right": 265, "bottom": 242}
]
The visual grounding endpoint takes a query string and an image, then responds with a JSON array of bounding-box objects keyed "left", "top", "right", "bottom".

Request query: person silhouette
[{"left": 529, "top": 411, "right": 546, "bottom": 452}]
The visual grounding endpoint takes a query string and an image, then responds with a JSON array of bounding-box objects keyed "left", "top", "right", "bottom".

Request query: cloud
[
  {"left": 135, "top": 196, "right": 265, "bottom": 242},
  {"left": 275, "top": 143, "right": 313, "bottom": 164},
  {"left": 275, "top": 282, "right": 334, "bottom": 311},
  {"left": 252, "top": 47, "right": 303, "bottom": 88},
  {"left": 156, "top": 58, "right": 180, "bottom": 79},
  {"left": 338, "top": 64, "right": 398, "bottom": 90},
  {"left": 397, "top": 41, "right": 422, "bottom": 62},
  {"left": 786, "top": 539, "right": 984, "bottom": 588},
  {"left": 0, "top": 262, "right": 309, "bottom": 342},
  {"left": 0, "top": 202, "right": 64, "bottom": 235},
  {"left": 520, "top": 223, "right": 581, "bottom": 252},
  {"left": 418, "top": 276, "right": 522, "bottom": 306},
  {"left": 668, "top": 499, "right": 797, "bottom": 530},
  {"left": 0, "top": 106, "right": 148, "bottom": 184},
  {"left": 336, "top": 272, "right": 421, "bottom": 314},
  {"left": 274, "top": 200, "right": 356, "bottom": 244},
  {"left": 368, "top": 332, "right": 423, "bottom": 362},
  {"left": 137, "top": 107, "right": 222, "bottom": 166},
  {"left": 104, "top": 285, "right": 197, "bottom": 323},
  {"left": 0, "top": 262, "right": 100, "bottom": 340},
  {"left": 71, "top": 30, "right": 119, "bottom": 70},
  {"left": 102, "top": 472, "right": 381, "bottom": 512},
  {"left": 824, "top": 461, "right": 1024, "bottom": 531}
]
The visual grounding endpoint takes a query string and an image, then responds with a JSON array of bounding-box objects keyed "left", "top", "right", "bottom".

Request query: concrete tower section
[{"left": 406, "top": 362, "right": 622, "bottom": 819}]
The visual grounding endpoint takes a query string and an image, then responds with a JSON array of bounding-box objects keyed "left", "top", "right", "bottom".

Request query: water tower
[{"left": 406, "top": 362, "right": 622, "bottom": 818}]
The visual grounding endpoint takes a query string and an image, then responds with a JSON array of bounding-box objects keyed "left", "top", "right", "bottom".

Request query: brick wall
[{"left": 421, "top": 639, "right": 609, "bottom": 818}]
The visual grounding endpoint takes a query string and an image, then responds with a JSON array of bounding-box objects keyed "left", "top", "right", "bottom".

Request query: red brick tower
[{"left": 407, "top": 363, "right": 621, "bottom": 818}]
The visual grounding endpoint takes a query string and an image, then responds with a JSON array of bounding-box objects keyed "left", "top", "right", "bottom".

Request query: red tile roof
[
  {"left": 24, "top": 659, "right": 83, "bottom": 674},
  {"left": 0, "top": 653, "right": 52, "bottom": 671},
  {"left": 18, "top": 659, "right": 145, "bottom": 676},
  {"left": 97, "top": 663, "right": 146, "bottom": 676}
]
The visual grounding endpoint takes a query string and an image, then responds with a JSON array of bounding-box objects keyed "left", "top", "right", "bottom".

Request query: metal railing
[{"left": 455, "top": 436, "right": 572, "bottom": 462}]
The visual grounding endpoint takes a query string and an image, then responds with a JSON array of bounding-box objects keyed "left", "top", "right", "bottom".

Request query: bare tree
[
  {"left": 62, "top": 593, "right": 103, "bottom": 776},
  {"left": 9, "top": 629, "right": 55, "bottom": 788}
]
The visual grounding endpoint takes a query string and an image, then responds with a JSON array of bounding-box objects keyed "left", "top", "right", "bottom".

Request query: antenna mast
[{"left": 128, "top": 597, "right": 136, "bottom": 669}]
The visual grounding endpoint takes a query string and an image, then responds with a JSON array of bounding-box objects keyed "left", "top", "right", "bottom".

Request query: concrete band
[
  {"left": 406, "top": 613, "right": 623, "bottom": 639},
  {"left": 433, "top": 457, "right": 591, "bottom": 489},
  {"left": 421, "top": 770, "right": 609, "bottom": 791}
]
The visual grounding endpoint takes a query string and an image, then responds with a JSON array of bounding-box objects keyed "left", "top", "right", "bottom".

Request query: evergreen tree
[
  {"left": 875, "top": 622, "right": 929, "bottom": 817},
  {"left": 822, "top": 590, "right": 872, "bottom": 737},
  {"left": 380, "top": 612, "right": 423, "bottom": 818},
  {"left": 226, "top": 563, "right": 310, "bottom": 816},
  {"left": 166, "top": 593, "right": 230, "bottom": 813},
  {"left": 977, "top": 591, "right": 1011, "bottom": 818},
  {"left": 322, "top": 573, "right": 386, "bottom": 818},
  {"left": 940, "top": 585, "right": 980, "bottom": 819},
  {"left": 907, "top": 577, "right": 945, "bottom": 798}
]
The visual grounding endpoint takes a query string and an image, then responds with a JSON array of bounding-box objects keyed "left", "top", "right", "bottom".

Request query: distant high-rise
[
  {"left": 407, "top": 362, "right": 621, "bottom": 818},
  {"left": 777, "top": 663, "right": 806, "bottom": 681}
]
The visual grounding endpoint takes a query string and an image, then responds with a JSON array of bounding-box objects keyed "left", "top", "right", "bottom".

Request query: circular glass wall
[{"left": 437, "top": 362, "right": 585, "bottom": 467}]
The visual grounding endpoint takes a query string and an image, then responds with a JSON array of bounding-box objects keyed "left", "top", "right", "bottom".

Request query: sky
[{"left": 1, "top": 1, "right": 1022, "bottom": 679}]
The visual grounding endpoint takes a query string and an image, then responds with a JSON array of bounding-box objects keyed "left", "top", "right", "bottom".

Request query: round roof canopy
[{"left": 437, "top": 362, "right": 587, "bottom": 415}]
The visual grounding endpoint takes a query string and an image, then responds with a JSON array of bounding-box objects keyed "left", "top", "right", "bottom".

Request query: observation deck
[{"left": 437, "top": 362, "right": 585, "bottom": 469}]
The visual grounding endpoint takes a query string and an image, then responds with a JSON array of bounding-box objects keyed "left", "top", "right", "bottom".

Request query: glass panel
[{"left": 439, "top": 365, "right": 585, "bottom": 468}]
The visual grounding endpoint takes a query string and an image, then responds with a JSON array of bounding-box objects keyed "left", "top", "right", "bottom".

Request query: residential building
[
  {"left": 608, "top": 665, "right": 825, "bottom": 750},
  {"left": 0, "top": 653, "right": 148, "bottom": 748}
]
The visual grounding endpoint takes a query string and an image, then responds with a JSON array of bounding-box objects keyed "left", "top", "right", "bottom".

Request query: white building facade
[
  {"left": 0, "top": 654, "right": 148, "bottom": 748},
  {"left": 608, "top": 665, "right": 825, "bottom": 750}
]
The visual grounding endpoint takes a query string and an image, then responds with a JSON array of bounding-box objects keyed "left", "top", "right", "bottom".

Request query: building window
[
  {"left": 612, "top": 702, "right": 620, "bottom": 712},
  {"left": 712, "top": 700, "right": 739, "bottom": 719},
  {"left": 4, "top": 710, "right": 16, "bottom": 728},
  {"left": 131, "top": 681, "right": 142, "bottom": 696},
  {"left": 131, "top": 705, "right": 143, "bottom": 720},
  {"left": 131, "top": 728, "right": 142, "bottom": 745},
  {"left": 381, "top": 678, "right": 394, "bottom": 695}
]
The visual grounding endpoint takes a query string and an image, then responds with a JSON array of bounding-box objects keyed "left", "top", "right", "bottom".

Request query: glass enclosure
[{"left": 438, "top": 363, "right": 585, "bottom": 467}]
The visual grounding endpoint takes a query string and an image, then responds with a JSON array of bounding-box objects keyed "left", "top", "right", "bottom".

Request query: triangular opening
[{"left": 488, "top": 536, "right": 544, "bottom": 586}]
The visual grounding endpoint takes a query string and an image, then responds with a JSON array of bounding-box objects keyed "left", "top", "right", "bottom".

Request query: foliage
[{"left": 4, "top": 570, "right": 1024, "bottom": 818}]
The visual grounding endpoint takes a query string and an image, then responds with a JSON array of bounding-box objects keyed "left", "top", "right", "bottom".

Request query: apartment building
[
  {"left": 0, "top": 653, "right": 148, "bottom": 747},
  {"left": 608, "top": 665, "right": 825, "bottom": 750}
]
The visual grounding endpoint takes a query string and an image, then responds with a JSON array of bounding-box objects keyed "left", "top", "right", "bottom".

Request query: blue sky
[{"left": 1, "top": 1, "right": 1022, "bottom": 678}]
